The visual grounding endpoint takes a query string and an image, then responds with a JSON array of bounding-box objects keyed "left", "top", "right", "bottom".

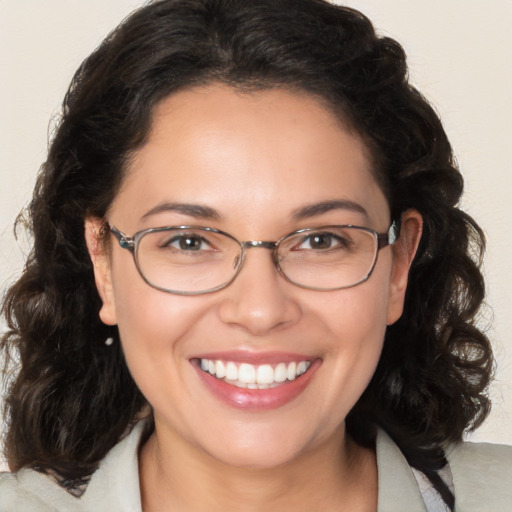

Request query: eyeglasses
[{"left": 109, "top": 222, "right": 399, "bottom": 295}]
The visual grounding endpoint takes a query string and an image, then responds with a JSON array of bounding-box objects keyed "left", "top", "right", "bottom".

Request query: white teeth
[
  {"left": 199, "top": 358, "right": 312, "bottom": 387},
  {"left": 286, "top": 362, "right": 297, "bottom": 381},
  {"left": 226, "top": 361, "right": 238, "bottom": 380},
  {"left": 239, "top": 363, "right": 256, "bottom": 384},
  {"left": 297, "top": 361, "right": 308, "bottom": 376},
  {"left": 256, "top": 364, "right": 274, "bottom": 385},
  {"left": 215, "top": 360, "right": 226, "bottom": 379},
  {"left": 274, "top": 363, "right": 287, "bottom": 383}
]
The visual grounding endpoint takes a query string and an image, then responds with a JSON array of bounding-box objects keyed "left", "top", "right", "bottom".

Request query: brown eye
[
  {"left": 295, "top": 232, "right": 349, "bottom": 251},
  {"left": 163, "top": 234, "right": 210, "bottom": 251},
  {"left": 308, "top": 233, "right": 333, "bottom": 249}
]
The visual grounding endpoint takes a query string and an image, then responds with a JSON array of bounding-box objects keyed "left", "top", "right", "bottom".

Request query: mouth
[
  {"left": 197, "top": 358, "right": 313, "bottom": 389},
  {"left": 191, "top": 353, "right": 320, "bottom": 410}
]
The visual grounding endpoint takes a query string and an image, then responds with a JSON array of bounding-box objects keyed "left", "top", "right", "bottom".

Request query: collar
[
  {"left": 14, "top": 422, "right": 427, "bottom": 511},
  {"left": 85, "top": 422, "right": 428, "bottom": 512},
  {"left": 376, "top": 429, "right": 427, "bottom": 511}
]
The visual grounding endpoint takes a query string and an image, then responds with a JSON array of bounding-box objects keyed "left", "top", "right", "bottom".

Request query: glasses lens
[
  {"left": 277, "top": 227, "right": 378, "bottom": 290},
  {"left": 136, "top": 228, "right": 241, "bottom": 293}
]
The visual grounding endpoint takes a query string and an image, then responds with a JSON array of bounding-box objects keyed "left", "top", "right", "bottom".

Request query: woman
[{"left": 1, "top": 0, "right": 510, "bottom": 510}]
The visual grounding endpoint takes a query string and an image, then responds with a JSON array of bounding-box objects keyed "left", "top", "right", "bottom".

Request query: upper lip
[{"left": 191, "top": 350, "right": 315, "bottom": 365}]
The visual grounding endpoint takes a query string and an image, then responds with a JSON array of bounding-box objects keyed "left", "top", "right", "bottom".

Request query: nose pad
[{"left": 217, "top": 248, "right": 301, "bottom": 336}]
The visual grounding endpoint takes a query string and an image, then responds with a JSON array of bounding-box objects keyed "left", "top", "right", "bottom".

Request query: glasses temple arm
[
  {"left": 377, "top": 219, "right": 401, "bottom": 249},
  {"left": 109, "top": 226, "right": 135, "bottom": 251}
]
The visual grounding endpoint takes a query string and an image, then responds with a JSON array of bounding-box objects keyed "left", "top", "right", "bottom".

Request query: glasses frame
[{"left": 109, "top": 221, "right": 400, "bottom": 295}]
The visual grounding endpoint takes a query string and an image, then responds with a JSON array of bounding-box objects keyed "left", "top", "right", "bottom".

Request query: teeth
[
  {"left": 226, "top": 362, "right": 238, "bottom": 380},
  {"left": 239, "top": 363, "right": 256, "bottom": 384},
  {"left": 274, "top": 363, "right": 287, "bottom": 383},
  {"left": 286, "top": 362, "right": 297, "bottom": 381},
  {"left": 256, "top": 364, "right": 274, "bottom": 385},
  {"left": 215, "top": 360, "right": 226, "bottom": 379},
  {"left": 297, "top": 361, "right": 308, "bottom": 376},
  {"left": 199, "top": 358, "right": 312, "bottom": 387}
]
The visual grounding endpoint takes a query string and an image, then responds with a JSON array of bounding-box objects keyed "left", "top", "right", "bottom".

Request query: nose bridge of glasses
[
  {"left": 235, "top": 240, "right": 283, "bottom": 283},
  {"left": 241, "top": 240, "right": 277, "bottom": 250},
  {"left": 238, "top": 240, "right": 281, "bottom": 275}
]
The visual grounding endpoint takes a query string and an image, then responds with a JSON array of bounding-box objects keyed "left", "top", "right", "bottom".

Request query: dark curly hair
[{"left": 1, "top": 0, "right": 493, "bottom": 508}]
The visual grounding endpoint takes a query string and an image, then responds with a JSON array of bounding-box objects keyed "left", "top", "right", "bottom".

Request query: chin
[
  {"left": 207, "top": 442, "right": 305, "bottom": 470},
  {"left": 196, "top": 420, "right": 331, "bottom": 470}
]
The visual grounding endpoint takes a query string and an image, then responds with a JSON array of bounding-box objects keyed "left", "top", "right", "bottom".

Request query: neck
[{"left": 139, "top": 421, "right": 377, "bottom": 512}]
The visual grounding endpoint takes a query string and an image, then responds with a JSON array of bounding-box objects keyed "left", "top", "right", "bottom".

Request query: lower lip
[{"left": 193, "top": 360, "right": 321, "bottom": 411}]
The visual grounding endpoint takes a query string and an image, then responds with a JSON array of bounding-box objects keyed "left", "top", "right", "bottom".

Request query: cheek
[
  {"left": 110, "top": 248, "right": 198, "bottom": 337},
  {"left": 330, "top": 291, "right": 388, "bottom": 381},
  {"left": 340, "top": 271, "right": 391, "bottom": 368},
  {"left": 115, "top": 289, "right": 209, "bottom": 354},
  {"left": 112, "top": 286, "right": 218, "bottom": 424},
  {"left": 315, "top": 265, "right": 391, "bottom": 349},
  {"left": 311, "top": 270, "right": 392, "bottom": 412},
  {"left": 108, "top": 258, "right": 211, "bottom": 381}
]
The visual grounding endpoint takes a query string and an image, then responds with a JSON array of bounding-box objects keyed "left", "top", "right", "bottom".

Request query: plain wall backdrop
[{"left": 1, "top": 0, "right": 511, "bottom": 472}]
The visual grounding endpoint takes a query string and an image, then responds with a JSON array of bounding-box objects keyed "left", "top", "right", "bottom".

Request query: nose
[{"left": 217, "top": 247, "right": 302, "bottom": 336}]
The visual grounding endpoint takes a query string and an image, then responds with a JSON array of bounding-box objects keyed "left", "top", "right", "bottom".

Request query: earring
[{"left": 105, "top": 337, "right": 114, "bottom": 346}]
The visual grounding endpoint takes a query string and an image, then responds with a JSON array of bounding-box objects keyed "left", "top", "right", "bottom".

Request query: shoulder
[
  {"left": 0, "top": 469, "right": 81, "bottom": 512},
  {"left": 376, "top": 429, "right": 512, "bottom": 512},
  {"left": 0, "top": 420, "right": 148, "bottom": 512},
  {"left": 446, "top": 439, "right": 512, "bottom": 510},
  {"left": 375, "top": 429, "right": 429, "bottom": 511}
]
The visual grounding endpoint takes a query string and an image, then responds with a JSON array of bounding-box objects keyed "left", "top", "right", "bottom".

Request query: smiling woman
[
  {"left": 1, "top": 1, "right": 511, "bottom": 511},
  {"left": 88, "top": 87, "right": 419, "bottom": 481}
]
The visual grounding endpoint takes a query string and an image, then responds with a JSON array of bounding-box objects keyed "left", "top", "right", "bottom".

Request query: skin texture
[{"left": 85, "top": 85, "right": 422, "bottom": 511}]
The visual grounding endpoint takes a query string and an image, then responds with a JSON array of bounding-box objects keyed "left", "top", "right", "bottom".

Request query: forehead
[{"left": 113, "top": 84, "right": 389, "bottom": 231}]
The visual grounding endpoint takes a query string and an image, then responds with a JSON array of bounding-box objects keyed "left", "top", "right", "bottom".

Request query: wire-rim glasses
[{"left": 109, "top": 222, "right": 400, "bottom": 295}]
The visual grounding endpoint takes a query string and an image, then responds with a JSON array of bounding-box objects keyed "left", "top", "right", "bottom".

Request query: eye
[
  {"left": 163, "top": 233, "right": 212, "bottom": 251},
  {"left": 296, "top": 232, "right": 350, "bottom": 251}
]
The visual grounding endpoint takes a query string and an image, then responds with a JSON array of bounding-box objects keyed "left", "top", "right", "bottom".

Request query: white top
[{"left": 1, "top": 421, "right": 511, "bottom": 511}]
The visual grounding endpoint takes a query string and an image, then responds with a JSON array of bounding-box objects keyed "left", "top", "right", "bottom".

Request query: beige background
[{"left": 1, "top": 0, "right": 510, "bottom": 469}]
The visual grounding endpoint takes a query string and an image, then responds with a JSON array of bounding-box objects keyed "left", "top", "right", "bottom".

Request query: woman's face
[{"left": 88, "top": 85, "right": 419, "bottom": 468}]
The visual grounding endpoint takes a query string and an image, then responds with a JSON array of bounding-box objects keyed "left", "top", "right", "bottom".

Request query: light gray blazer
[{"left": 1, "top": 421, "right": 511, "bottom": 511}]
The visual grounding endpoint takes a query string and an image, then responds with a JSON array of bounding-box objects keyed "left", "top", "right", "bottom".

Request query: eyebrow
[
  {"left": 292, "top": 199, "right": 368, "bottom": 220},
  {"left": 140, "top": 199, "right": 367, "bottom": 222},
  {"left": 141, "top": 202, "right": 222, "bottom": 221}
]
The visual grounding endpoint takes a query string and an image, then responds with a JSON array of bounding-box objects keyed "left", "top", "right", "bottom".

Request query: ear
[
  {"left": 84, "top": 218, "right": 118, "bottom": 326},
  {"left": 386, "top": 209, "right": 423, "bottom": 325}
]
